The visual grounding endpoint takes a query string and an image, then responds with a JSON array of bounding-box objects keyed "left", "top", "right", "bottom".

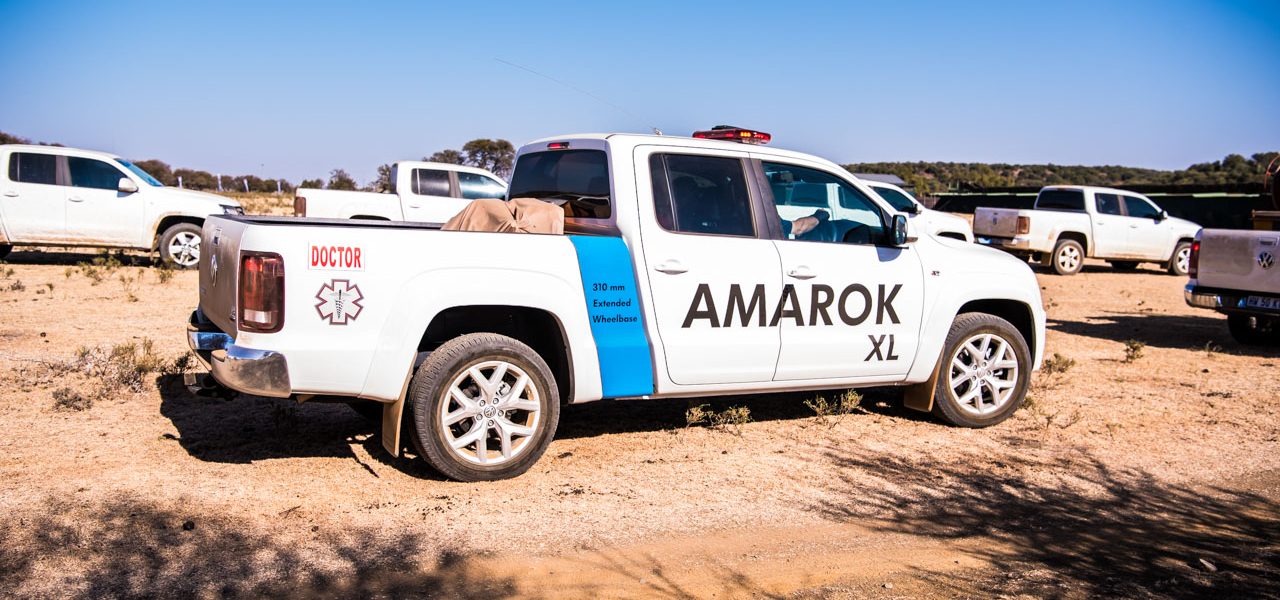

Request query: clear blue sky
[{"left": 2, "top": 0, "right": 1277, "bottom": 184}]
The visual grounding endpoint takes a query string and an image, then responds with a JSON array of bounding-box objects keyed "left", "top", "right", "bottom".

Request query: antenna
[{"left": 494, "top": 58, "right": 663, "bottom": 135}]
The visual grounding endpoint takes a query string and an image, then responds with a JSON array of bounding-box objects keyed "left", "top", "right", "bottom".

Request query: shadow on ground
[
  {"left": 0, "top": 497, "right": 520, "bottom": 599},
  {"left": 1, "top": 248, "right": 159, "bottom": 267},
  {"left": 1050, "top": 312, "right": 1280, "bottom": 356},
  {"left": 810, "top": 444, "right": 1280, "bottom": 598}
]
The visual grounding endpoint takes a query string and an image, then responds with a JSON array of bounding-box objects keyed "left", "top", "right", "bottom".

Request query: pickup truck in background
[
  {"left": 863, "top": 180, "right": 974, "bottom": 242},
  {"left": 1185, "top": 229, "right": 1280, "bottom": 345},
  {"left": 294, "top": 161, "right": 507, "bottom": 222},
  {"left": 974, "top": 185, "right": 1200, "bottom": 276},
  {"left": 188, "top": 128, "right": 1045, "bottom": 482},
  {"left": 1, "top": 144, "right": 242, "bottom": 267}
]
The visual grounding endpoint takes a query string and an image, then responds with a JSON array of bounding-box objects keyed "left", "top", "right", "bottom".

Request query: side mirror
[
  {"left": 118, "top": 178, "right": 139, "bottom": 194},
  {"left": 891, "top": 214, "right": 916, "bottom": 246},
  {"left": 908, "top": 203, "right": 922, "bottom": 215},
  {"left": 1157, "top": 210, "right": 1168, "bottom": 222}
]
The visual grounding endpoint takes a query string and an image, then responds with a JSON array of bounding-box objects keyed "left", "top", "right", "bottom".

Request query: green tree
[
  {"left": 462, "top": 139, "right": 515, "bottom": 177},
  {"left": 131, "top": 159, "right": 176, "bottom": 186},
  {"left": 370, "top": 163, "right": 393, "bottom": 192},
  {"left": 425, "top": 149, "right": 464, "bottom": 165},
  {"left": 327, "top": 169, "right": 357, "bottom": 191},
  {"left": 299, "top": 178, "right": 324, "bottom": 189}
]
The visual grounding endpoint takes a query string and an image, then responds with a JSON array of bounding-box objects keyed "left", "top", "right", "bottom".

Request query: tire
[
  {"left": 1049, "top": 239, "right": 1084, "bottom": 275},
  {"left": 1109, "top": 260, "right": 1139, "bottom": 272},
  {"left": 1227, "top": 314, "right": 1277, "bottom": 346},
  {"left": 1167, "top": 241, "right": 1192, "bottom": 276},
  {"left": 931, "top": 313, "right": 1032, "bottom": 428},
  {"left": 158, "top": 223, "right": 202, "bottom": 268},
  {"left": 0, "top": 244, "right": 11, "bottom": 260},
  {"left": 408, "top": 333, "right": 560, "bottom": 482}
]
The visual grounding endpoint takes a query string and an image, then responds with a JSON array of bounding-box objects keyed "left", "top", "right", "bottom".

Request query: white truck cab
[
  {"left": 863, "top": 180, "right": 974, "bottom": 242},
  {"left": 0, "top": 144, "right": 241, "bottom": 266},
  {"left": 187, "top": 128, "right": 1045, "bottom": 481},
  {"left": 974, "top": 185, "right": 1200, "bottom": 275},
  {"left": 295, "top": 161, "right": 507, "bottom": 222}
]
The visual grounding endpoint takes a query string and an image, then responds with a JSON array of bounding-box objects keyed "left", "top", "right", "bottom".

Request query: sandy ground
[{"left": 1, "top": 245, "right": 1278, "bottom": 599}]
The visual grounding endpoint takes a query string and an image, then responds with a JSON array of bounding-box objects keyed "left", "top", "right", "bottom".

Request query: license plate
[{"left": 1244, "top": 296, "right": 1280, "bottom": 311}]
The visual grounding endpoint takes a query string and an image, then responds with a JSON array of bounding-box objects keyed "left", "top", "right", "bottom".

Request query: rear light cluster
[
  {"left": 293, "top": 195, "right": 306, "bottom": 216},
  {"left": 1015, "top": 216, "right": 1031, "bottom": 235},
  {"left": 240, "top": 252, "right": 285, "bottom": 333},
  {"left": 692, "top": 125, "right": 772, "bottom": 145},
  {"left": 1189, "top": 240, "right": 1200, "bottom": 278}
]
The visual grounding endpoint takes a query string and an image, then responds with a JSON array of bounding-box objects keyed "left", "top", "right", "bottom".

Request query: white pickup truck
[
  {"left": 772, "top": 177, "right": 973, "bottom": 243},
  {"left": 187, "top": 128, "right": 1045, "bottom": 481},
  {"left": 864, "top": 181, "right": 974, "bottom": 242},
  {"left": 1, "top": 144, "right": 242, "bottom": 266},
  {"left": 1185, "top": 229, "right": 1280, "bottom": 345},
  {"left": 974, "top": 185, "right": 1200, "bottom": 276},
  {"left": 294, "top": 161, "right": 506, "bottom": 222}
]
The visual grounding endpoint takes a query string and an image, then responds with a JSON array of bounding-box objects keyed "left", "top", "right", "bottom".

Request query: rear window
[
  {"left": 412, "top": 168, "right": 451, "bottom": 196},
  {"left": 1036, "top": 189, "right": 1086, "bottom": 211},
  {"left": 8, "top": 152, "right": 58, "bottom": 185},
  {"left": 508, "top": 150, "right": 610, "bottom": 219}
]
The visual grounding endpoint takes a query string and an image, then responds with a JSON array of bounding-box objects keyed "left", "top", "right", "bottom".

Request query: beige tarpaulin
[{"left": 441, "top": 197, "right": 565, "bottom": 234}]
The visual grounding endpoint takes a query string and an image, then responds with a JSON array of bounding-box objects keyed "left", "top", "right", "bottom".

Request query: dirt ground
[{"left": 1, "top": 244, "right": 1278, "bottom": 599}]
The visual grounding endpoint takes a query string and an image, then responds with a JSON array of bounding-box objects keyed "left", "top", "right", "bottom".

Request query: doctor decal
[{"left": 315, "top": 279, "right": 365, "bottom": 325}]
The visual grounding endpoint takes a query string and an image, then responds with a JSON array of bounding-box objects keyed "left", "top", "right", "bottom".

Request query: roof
[
  {"left": 851, "top": 173, "right": 906, "bottom": 186},
  {"left": 0, "top": 144, "right": 121, "bottom": 161},
  {"left": 521, "top": 133, "right": 851, "bottom": 174}
]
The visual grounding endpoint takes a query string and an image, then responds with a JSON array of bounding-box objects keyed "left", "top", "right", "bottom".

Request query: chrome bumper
[
  {"left": 1184, "top": 284, "right": 1225, "bottom": 310},
  {"left": 187, "top": 310, "right": 292, "bottom": 398}
]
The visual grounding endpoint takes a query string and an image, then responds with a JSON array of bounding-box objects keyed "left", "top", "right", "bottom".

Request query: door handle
[
  {"left": 654, "top": 260, "right": 688, "bottom": 275},
  {"left": 2, "top": 190, "right": 17, "bottom": 197},
  {"left": 1128, "top": 224, "right": 1139, "bottom": 229},
  {"left": 68, "top": 196, "right": 85, "bottom": 202},
  {"left": 407, "top": 203, "right": 421, "bottom": 208},
  {"left": 787, "top": 266, "right": 817, "bottom": 280}
]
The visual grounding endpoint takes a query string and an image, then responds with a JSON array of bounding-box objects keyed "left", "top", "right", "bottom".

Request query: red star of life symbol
[{"left": 315, "top": 279, "right": 365, "bottom": 325}]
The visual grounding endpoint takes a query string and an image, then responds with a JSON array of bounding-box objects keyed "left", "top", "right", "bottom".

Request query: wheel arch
[
  {"left": 956, "top": 299, "right": 1037, "bottom": 361},
  {"left": 152, "top": 215, "right": 205, "bottom": 249},
  {"left": 1055, "top": 230, "right": 1089, "bottom": 255}
]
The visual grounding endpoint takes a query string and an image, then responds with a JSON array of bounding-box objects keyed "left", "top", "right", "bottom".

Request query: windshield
[
  {"left": 871, "top": 185, "right": 917, "bottom": 212},
  {"left": 116, "top": 159, "right": 164, "bottom": 187},
  {"left": 508, "top": 149, "right": 611, "bottom": 218}
]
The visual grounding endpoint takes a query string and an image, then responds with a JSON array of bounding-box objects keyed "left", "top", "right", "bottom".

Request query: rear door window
[
  {"left": 649, "top": 153, "right": 755, "bottom": 237},
  {"left": 411, "top": 168, "right": 451, "bottom": 196},
  {"left": 1095, "top": 193, "right": 1123, "bottom": 215},
  {"left": 1036, "top": 189, "right": 1086, "bottom": 211},
  {"left": 8, "top": 152, "right": 58, "bottom": 185},
  {"left": 457, "top": 172, "right": 506, "bottom": 200},
  {"left": 508, "top": 149, "right": 611, "bottom": 219},
  {"left": 68, "top": 156, "right": 126, "bottom": 190}
]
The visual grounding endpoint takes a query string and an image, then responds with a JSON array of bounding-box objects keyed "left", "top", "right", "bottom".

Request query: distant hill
[{"left": 845, "top": 152, "right": 1277, "bottom": 196}]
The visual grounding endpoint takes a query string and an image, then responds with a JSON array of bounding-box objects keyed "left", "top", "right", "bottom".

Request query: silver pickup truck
[{"left": 1185, "top": 228, "right": 1280, "bottom": 345}]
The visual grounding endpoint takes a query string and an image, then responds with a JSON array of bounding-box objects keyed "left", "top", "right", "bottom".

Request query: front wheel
[
  {"left": 1049, "top": 239, "right": 1084, "bottom": 275},
  {"left": 409, "top": 333, "right": 560, "bottom": 481},
  {"left": 1167, "top": 241, "right": 1192, "bottom": 276},
  {"left": 931, "top": 313, "right": 1032, "bottom": 428},
  {"left": 1227, "top": 314, "right": 1278, "bottom": 346},
  {"left": 158, "top": 223, "right": 202, "bottom": 268}
]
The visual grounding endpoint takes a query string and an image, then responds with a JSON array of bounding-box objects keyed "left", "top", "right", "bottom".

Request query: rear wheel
[
  {"left": 1227, "top": 314, "right": 1278, "bottom": 346},
  {"left": 931, "top": 313, "right": 1032, "bottom": 428},
  {"left": 409, "top": 333, "right": 559, "bottom": 481},
  {"left": 1109, "top": 260, "right": 1139, "bottom": 272},
  {"left": 159, "top": 223, "right": 202, "bottom": 268},
  {"left": 1167, "top": 241, "right": 1192, "bottom": 276},
  {"left": 1049, "top": 239, "right": 1084, "bottom": 275}
]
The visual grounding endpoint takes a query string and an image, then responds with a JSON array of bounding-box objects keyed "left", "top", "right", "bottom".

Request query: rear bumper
[
  {"left": 187, "top": 310, "right": 292, "bottom": 398},
  {"left": 976, "top": 236, "right": 1041, "bottom": 256},
  {"left": 1185, "top": 284, "right": 1280, "bottom": 315}
]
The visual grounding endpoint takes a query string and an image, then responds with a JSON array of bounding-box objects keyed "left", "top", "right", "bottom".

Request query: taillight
[
  {"left": 240, "top": 252, "right": 285, "bottom": 333},
  {"left": 1016, "top": 216, "right": 1031, "bottom": 235},
  {"left": 293, "top": 195, "right": 306, "bottom": 216},
  {"left": 1189, "top": 240, "right": 1200, "bottom": 278}
]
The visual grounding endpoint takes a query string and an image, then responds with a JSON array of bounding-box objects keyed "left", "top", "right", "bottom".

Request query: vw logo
[{"left": 1260, "top": 251, "right": 1276, "bottom": 270}]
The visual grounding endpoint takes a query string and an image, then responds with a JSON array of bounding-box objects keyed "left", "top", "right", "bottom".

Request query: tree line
[{"left": 844, "top": 151, "right": 1279, "bottom": 196}]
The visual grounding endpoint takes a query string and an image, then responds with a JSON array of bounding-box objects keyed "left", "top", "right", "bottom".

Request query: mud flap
[
  {"left": 903, "top": 355, "right": 943, "bottom": 413},
  {"left": 380, "top": 395, "right": 406, "bottom": 457}
]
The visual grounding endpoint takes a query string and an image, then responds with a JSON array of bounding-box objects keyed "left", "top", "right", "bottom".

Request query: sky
[{"left": 1, "top": 0, "right": 1277, "bottom": 185}]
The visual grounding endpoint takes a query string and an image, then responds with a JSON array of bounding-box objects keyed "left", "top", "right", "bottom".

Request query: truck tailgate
[
  {"left": 973, "top": 208, "right": 1022, "bottom": 238},
  {"left": 1197, "top": 230, "right": 1280, "bottom": 295},
  {"left": 198, "top": 216, "right": 249, "bottom": 334}
]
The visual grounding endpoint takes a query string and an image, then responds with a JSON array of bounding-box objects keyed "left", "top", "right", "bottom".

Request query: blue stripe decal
[{"left": 568, "top": 235, "right": 655, "bottom": 397}]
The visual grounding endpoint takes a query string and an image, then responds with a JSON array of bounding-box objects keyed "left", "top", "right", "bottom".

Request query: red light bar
[
  {"left": 547, "top": 142, "right": 570, "bottom": 149},
  {"left": 692, "top": 126, "right": 771, "bottom": 145}
]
